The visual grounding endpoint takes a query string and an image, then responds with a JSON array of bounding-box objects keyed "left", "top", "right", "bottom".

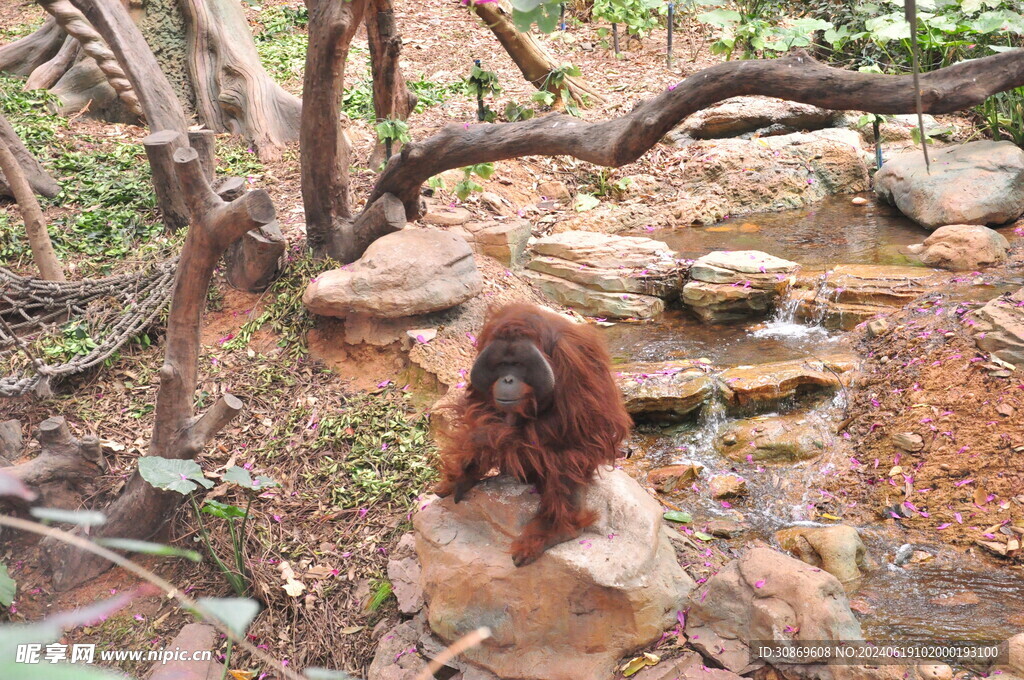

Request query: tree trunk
[
  {"left": 37, "top": 0, "right": 143, "bottom": 118},
  {"left": 42, "top": 131, "right": 273, "bottom": 591},
  {"left": 300, "top": 0, "right": 369, "bottom": 258},
  {"left": 0, "top": 113, "right": 61, "bottom": 199},
  {"left": 0, "top": 17, "right": 64, "bottom": 76},
  {"left": 176, "top": 0, "right": 302, "bottom": 161},
  {"left": 0, "top": 121, "right": 65, "bottom": 282},
  {"left": 470, "top": 1, "right": 602, "bottom": 106},
  {"left": 366, "top": 49, "right": 1024, "bottom": 223},
  {"left": 218, "top": 176, "right": 286, "bottom": 292},
  {"left": 365, "top": 0, "right": 417, "bottom": 165}
]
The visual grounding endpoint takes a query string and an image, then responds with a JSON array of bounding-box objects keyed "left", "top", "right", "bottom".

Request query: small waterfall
[{"left": 691, "top": 378, "right": 729, "bottom": 455}]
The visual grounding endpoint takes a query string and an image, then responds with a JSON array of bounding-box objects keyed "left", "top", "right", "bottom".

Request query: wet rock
[
  {"left": 705, "top": 519, "right": 747, "bottom": 539},
  {"left": 709, "top": 473, "right": 747, "bottom": 499},
  {"left": 685, "top": 546, "right": 863, "bottom": 674},
  {"left": 907, "top": 224, "right": 1010, "bottom": 271},
  {"left": 633, "top": 651, "right": 744, "bottom": 680},
  {"left": 715, "top": 413, "right": 831, "bottom": 463},
  {"left": 423, "top": 206, "right": 473, "bottom": 226},
  {"left": 303, "top": 229, "right": 483, "bottom": 319},
  {"left": 148, "top": 623, "right": 220, "bottom": 680},
  {"left": 970, "top": 288, "right": 1024, "bottom": 366},
  {"left": 775, "top": 525, "right": 867, "bottom": 583},
  {"left": 614, "top": 361, "right": 714, "bottom": 419},
  {"left": 874, "top": 140, "right": 1024, "bottom": 230},
  {"left": 453, "top": 219, "right": 533, "bottom": 267},
  {"left": 892, "top": 432, "right": 924, "bottom": 453},
  {"left": 673, "top": 96, "right": 838, "bottom": 140},
  {"left": 387, "top": 533, "right": 424, "bottom": 615},
  {"left": 717, "top": 356, "right": 855, "bottom": 410},
  {"left": 415, "top": 469, "right": 694, "bottom": 680},
  {"left": 0, "top": 419, "right": 22, "bottom": 464},
  {"left": 790, "top": 265, "right": 949, "bottom": 330},
  {"left": 525, "top": 231, "right": 683, "bottom": 319},
  {"left": 682, "top": 251, "right": 798, "bottom": 322},
  {"left": 671, "top": 128, "right": 870, "bottom": 225},
  {"left": 647, "top": 462, "right": 703, "bottom": 493}
]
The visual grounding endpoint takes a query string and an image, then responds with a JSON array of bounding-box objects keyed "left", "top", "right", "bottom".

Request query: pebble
[{"left": 851, "top": 196, "right": 869, "bottom": 206}]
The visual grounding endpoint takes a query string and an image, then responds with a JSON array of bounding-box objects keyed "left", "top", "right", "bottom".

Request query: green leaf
[
  {"left": 29, "top": 508, "right": 107, "bottom": 527},
  {"left": 697, "top": 9, "right": 742, "bottom": 28},
  {"left": 96, "top": 538, "right": 203, "bottom": 562},
  {"left": 224, "top": 465, "right": 279, "bottom": 490},
  {"left": 0, "top": 563, "right": 15, "bottom": 607},
  {"left": 0, "top": 661, "right": 125, "bottom": 680},
  {"left": 196, "top": 597, "right": 261, "bottom": 637},
  {"left": 663, "top": 511, "right": 692, "bottom": 524},
  {"left": 470, "top": 162, "right": 496, "bottom": 180},
  {"left": 574, "top": 193, "right": 600, "bottom": 212},
  {"left": 138, "top": 457, "right": 214, "bottom": 495},
  {"left": 531, "top": 90, "right": 555, "bottom": 106},
  {"left": 303, "top": 670, "right": 360, "bottom": 680},
  {"left": 201, "top": 499, "right": 248, "bottom": 519},
  {"left": 694, "top": 531, "right": 715, "bottom": 541}
]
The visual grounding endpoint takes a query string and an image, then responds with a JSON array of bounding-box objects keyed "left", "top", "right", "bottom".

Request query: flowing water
[{"left": 607, "top": 194, "right": 1024, "bottom": 649}]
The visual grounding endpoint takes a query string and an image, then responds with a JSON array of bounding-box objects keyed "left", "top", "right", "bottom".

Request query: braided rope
[{"left": 0, "top": 259, "right": 177, "bottom": 397}]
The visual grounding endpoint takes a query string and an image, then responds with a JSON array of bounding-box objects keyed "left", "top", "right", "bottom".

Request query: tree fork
[
  {"left": 367, "top": 49, "right": 1024, "bottom": 221},
  {"left": 42, "top": 133, "right": 276, "bottom": 591}
]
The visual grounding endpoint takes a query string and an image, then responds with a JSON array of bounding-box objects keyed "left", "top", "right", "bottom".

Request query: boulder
[
  {"left": 972, "top": 288, "right": 1024, "bottom": 366},
  {"left": 303, "top": 229, "right": 483, "bottom": 319},
  {"left": 614, "top": 361, "right": 714, "bottom": 419},
  {"left": 685, "top": 546, "right": 863, "bottom": 674},
  {"left": 673, "top": 96, "right": 837, "bottom": 140},
  {"left": 1008, "top": 633, "right": 1024, "bottom": 676},
  {"left": 423, "top": 206, "right": 473, "bottom": 226},
  {"left": 774, "top": 525, "right": 867, "bottom": 583},
  {"left": 907, "top": 224, "right": 1010, "bottom": 271},
  {"left": 367, "top": 616, "right": 431, "bottom": 680},
  {"left": 716, "top": 413, "right": 831, "bottom": 463},
  {"left": 524, "top": 231, "right": 684, "bottom": 319},
  {"left": 671, "top": 128, "right": 870, "bottom": 225},
  {"left": 415, "top": 470, "right": 694, "bottom": 680},
  {"left": 682, "top": 251, "right": 798, "bottom": 323},
  {"left": 0, "top": 420, "right": 22, "bottom": 464},
  {"left": 716, "top": 356, "right": 856, "bottom": 410},
  {"left": 836, "top": 111, "right": 948, "bottom": 146},
  {"left": 874, "top": 140, "right": 1024, "bottom": 230}
]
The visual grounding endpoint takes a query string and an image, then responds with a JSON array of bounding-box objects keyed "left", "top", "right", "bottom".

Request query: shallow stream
[{"left": 608, "top": 193, "right": 1024, "bottom": 646}]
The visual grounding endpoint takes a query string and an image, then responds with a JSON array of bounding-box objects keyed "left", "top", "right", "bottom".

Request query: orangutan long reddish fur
[{"left": 436, "top": 304, "right": 633, "bottom": 564}]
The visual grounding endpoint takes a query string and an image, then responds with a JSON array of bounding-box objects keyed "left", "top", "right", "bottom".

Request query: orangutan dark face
[{"left": 469, "top": 337, "right": 556, "bottom": 414}]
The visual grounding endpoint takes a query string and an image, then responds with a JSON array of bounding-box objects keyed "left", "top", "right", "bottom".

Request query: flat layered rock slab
[
  {"left": 971, "top": 287, "right": 1024, "bottom": 366},
  {"left": 717, "top": 356, "right": 856, "bottom": 409},
  {"left": 715, "top": 412, "right": 834, "bottom": 463},
  {"left": 525, "top": 270, "right": 665, "bottom": 319},
  {"left": 614, "top": 361, "right": 714, "bottom": 419},
  {"left": 682, "top": 250, "right": 798, "bottom": 323}
]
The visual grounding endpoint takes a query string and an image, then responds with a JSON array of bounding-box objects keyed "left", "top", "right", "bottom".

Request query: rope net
[{"left": 0, "top": 259, "right": 176, "bottom": 397}]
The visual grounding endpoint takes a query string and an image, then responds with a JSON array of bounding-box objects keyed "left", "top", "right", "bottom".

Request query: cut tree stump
[{"left": 218, "top": 176, "right": 286, "bottom": 292}]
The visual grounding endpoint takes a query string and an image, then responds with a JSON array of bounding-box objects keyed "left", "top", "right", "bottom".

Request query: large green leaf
[
  {"left": 96, "top": 538, "right": 202, "bottom": 562},
  {"left": 196, "top": 597, "right": 261, "bottom": 637},
  {"left": 0, "top": 563, "right": 15, "bottom": 607},
  {"left": 137, "top": 457, "right": 214, "bottom": 495},
  {"left": 29, "top": 508, "right": 106, "bottom": 527}
]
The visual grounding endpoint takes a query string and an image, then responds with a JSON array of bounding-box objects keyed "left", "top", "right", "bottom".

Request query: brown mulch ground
[{"left": 817, "top": 293, "right": 1024, "bottom": 563}]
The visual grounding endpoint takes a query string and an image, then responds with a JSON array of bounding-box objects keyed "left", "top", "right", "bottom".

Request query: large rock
[
  {"left": 685, "top": 547, "right": 863, "bottom": 674},
  {"left": 525, "top": 231, "right": 683, "bottom": 319},
  {"left": 674, "top": 96, "right": 838, "bottom": 140},
  {"left": 633, "top": 651, "right": 744, "bottom": 680},
  {"left": 671, "top": 128, "right": 870, "bottom": 225},
  {"left": 907, "top": 224, "right": 1010, "bottom": 271},
  {"left": 775, "top": 525, "right": 867, "bottom": 584},
  {"left": 615, "top": 361, "right": 714, "bottom": 419},
  {"left": 682, "top": 251, "right": 798, "bottom": 323},
  {"left": 452, "top": 219, "right": 533, "bottom": 267},
  {"left": 874, "top": 140, "right": 1024, "bottom": 230},
  {"left": 415, "top": 470, "right": 694, "bottom": 680},
  {"left": 303, "top": 228, "right": 483, "bottom": 318},
  {"left": 716, "top": 356, "right": 855, "bottom": 410},
  {"left": 971, "top": 288, "right": 1024, "bottom": 366},
  {"left": 790, "top": 265, "right": 949, "bottom": 330},
  {"left": 715, "top": 413, "right": 831, "bottom": 463},
  {"left": 148, "top": 623, "right": 220, "bottom": 680}
]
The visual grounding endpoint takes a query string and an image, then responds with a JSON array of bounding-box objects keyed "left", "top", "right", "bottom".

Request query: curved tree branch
[{"left": 367, "top": 49, "right": 1024, "bottom": 220}]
